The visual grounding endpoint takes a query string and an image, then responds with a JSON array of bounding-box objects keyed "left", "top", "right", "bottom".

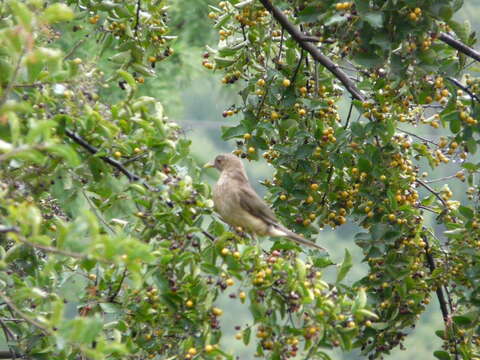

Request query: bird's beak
[{"left": 203, "top": 162, "right": 215, "bottom": 169}]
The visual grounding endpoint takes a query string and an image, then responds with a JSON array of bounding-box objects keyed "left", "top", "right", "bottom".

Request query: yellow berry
[
  {"left": 188, "top": 348, "right": 197, "bottom": 356},
  {"left": 186, "top": 300, "right": 194, "bottom": 308},
  {"left": 257, "top": 79, "right": 266, "bottom": 86},
  {"left": 279, "top": 194, "right": 287, "bottom": 201},
  {"left": 243, "top": 133, "right": 252, "bottom": 140},
  {"left": 248, "top": 147, "right": 255, "bottom": 154},
  {"left": 212, "top": 307, "right": 223, "bottom": 316},
  {"left": 282, "top": 78, "right": 291, "bottom": 87}
]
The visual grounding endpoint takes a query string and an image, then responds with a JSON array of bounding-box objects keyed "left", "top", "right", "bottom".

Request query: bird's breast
[{"left": 213, "top": 174, "right": 269, "bottom": 235}]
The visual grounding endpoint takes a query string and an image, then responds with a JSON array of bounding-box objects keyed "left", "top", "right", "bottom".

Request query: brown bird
[{"left": 205, "top": 153, "right": 325, "bottom": 250}]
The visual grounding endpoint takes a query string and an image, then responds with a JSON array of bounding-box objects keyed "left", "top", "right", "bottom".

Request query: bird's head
[{"left": 204, "top": 153, "right": 244, "bottom": 172}]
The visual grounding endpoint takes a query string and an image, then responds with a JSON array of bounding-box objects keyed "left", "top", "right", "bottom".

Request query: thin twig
[
  {"left": 0, "top": 318, "right": 16, "bottom": 360},
  {"left": 63, "top": 38, "right": 86, "bottom": 60},
  {"left": 17, "top": 236, "right": 93, "bottom": 260},
  {"left": 417, "top": 205, "right": 441, "bottom": 214},
  {"left": 202, "top": 230, "right": 215, "bottom": 242},
  {"left": 80, "top": 188, "right": 116, "bottom": 234},
  {"left": 291, "top": 49, "right": 305, "bottom": 85},
  {"left": 65, "top": 129, "right": 154, "bottom": 191},
  {"left": 396, "top": 128, "right": 438, "bottom": 146},
  {"left": 0, "top": 291, "right": 52, "bottom": 336},
  {"left": 424, "top": 174, "right": 458, "bottom": 184},
  {"left": 108, "top": 268, "right": 127, "bottom": 302},
  {"left": 276, "top": 27, "right": 285, "bottom": 62},
  {"left": 344, "top": 101, "right": 354, "bottom": 129},
  {"left": 439, "top": 32, "right": 480, "bottom": 63},
  {"left": 258, "top": 0, "right": 365, "bottom": 101}
]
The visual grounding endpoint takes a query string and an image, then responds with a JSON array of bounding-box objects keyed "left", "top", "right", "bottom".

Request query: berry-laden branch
[
  {"left": 258, "top": 0, "right": 366, "bottom": 101},
  {"left": 447, "top": 77, "right": 480, "bottom": 103},
  {"left": 439, "top": 32, "right": 480, "bottom": 63},
  {"left": 65, "top": 129, "right": 154, "bottom": 191}
]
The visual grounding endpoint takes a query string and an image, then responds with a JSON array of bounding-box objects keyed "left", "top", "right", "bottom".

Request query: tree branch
[
  {"left": 108, "top": 268, "right": 127, "bottom": 302},
  {"left": 258, "top": 0, "right": 365, "bottom": 101},
  {"left": 439, "top": 32, "right": 480, "bottom": 63},
  {"left": 65, "top": 129, "right": 154, "bottom": 191},
  {"left": 134, "top": 0, "right": 141, "bottom": 37},
  {"left": 0, "top": 291, "right": 52, "bottom": 336},
  {"left": 416, "top": 179, "right": 447, "bottom": 207},
  {"left": 447, "top": 77, "right": 480, "bottom": 103}
]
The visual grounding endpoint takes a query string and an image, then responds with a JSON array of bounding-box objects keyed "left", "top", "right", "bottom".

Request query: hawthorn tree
[{"left": 0, "top": 0, "right": 479, "bottom": 360}]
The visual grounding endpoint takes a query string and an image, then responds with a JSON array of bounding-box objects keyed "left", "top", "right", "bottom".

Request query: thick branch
[
  {"left": 439, "top": 32, "right": 480, "bottom": 63},
  {"left": 65, "top": 129, "right": 153, "bottom": 191},
  {"left": 259, "top": 0, "right": 365, "bottom": 101},
  {"left": 0, "top": 351, "right": 23, "bottom": 359}
]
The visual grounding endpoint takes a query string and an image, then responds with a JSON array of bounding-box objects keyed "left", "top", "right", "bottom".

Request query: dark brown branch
[
  {"left": 0, "top": 291, "right": 52, "bottom": 336},
  {"left": 447, "top": 77, "right": 480, "bottom": 103},
  {"left": 65, "top": 129, "right": 154, "bottom": 191},
  {"left": 0, "top": 317, "right": 16, "bottom": 360},
  {"left": 0, "top": 350, "right": 23, "bottom": 359},
  {"left": 439, "top": 32, "right": 480, "bottom": 63},
  {"left": 423, "top": 236, "right": 458, "bottom": 359},
  {"left": 397, "top": 128, "right": 438, "bottom": 146},
  {"left": 291, "top": 49, "right": 305, "bottom": 85},
  {"left": 134, "top": 0, "right": 141, "bottom": 36},
  {"left": 423, "top": 237, "right": 449, "bottom": 322},
  {"left": 202, "top": 230, "right": 215, "bottom": 242},
  {"left": 108, "top": 269, "right": 127, "bottom": 302},
  {"left": 259, "top": 0, "right": 365, "bottom": 101},
  {"left": 416, "top": 179, "right": 447, "bottom": 207}
]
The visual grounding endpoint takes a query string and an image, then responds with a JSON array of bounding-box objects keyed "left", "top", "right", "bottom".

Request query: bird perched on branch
[{"left": 204, "top": 153, "right": 325, "bottom": 250}]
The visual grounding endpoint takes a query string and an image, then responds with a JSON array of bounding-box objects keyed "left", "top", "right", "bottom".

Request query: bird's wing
[{"left": 238, "top": 184, "right": 278, "bottom": 225}]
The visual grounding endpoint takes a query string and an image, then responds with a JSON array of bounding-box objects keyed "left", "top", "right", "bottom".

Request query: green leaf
[
  {"left": 48, "top": 144, "right": 81, "bottom": 167},
  {"left": 117, "top": 69, "right": 137, "bottom": 91},
  {"left": 458, "top": 205, "right": 474, "bottom": 219},
  {"left": 221, "top": 124, "right": 246, "bottom": 140},
  {"left": 243, "top": 326, "right": 251, "bottom": 345},
  {"left": 434, "top": 351, "right": 451, "bottom": 360},
  {"left": 8, "top": 0, "right": 33, "bottom": 30},
  {"left": 336, "top": 248, "right": 352, "bottom": 283},
  {"left": 363, "top": 12, "right": 383, "bottom": 28},
  {"left": 42, "top": 3, "right": 74, "bottom": 23},
  {"left": 325, "top": 14, "right": 347, "bottom": 26}
]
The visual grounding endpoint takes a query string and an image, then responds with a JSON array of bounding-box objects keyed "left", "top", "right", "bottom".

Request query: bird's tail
[{"left": 273, "top": 224, "right": 325, "bottom": 251}]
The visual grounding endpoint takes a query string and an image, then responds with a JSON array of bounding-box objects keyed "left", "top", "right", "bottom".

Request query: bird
[{"left": 204, "top": 153, "right": 325, "bottom": 250}]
